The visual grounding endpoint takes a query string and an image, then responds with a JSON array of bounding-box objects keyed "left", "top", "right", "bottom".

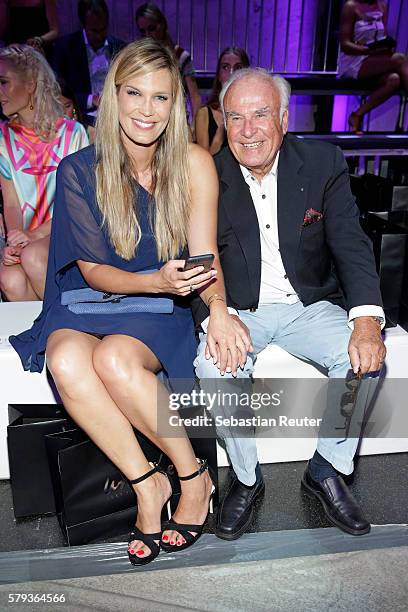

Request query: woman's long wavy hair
[
  {"left": 0, "top": 44, "right": 63, "bottom": 140},
  {"left": 95, "top": 38, "right": 190, "bottom": 261}
]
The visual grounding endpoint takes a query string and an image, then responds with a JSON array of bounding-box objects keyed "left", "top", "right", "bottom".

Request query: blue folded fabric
[{"left": 61, "top": 287, "right": 173, "bottom": 315}]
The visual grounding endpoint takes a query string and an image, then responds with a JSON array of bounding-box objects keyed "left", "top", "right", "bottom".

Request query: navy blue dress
[{"left": 10, "top": 146, "right": 197, "bottom": 390}]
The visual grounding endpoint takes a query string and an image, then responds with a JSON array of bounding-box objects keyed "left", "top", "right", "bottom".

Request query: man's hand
[
  {"left": 205, "top": 310, "right": 253, "bottom": 376},
  {"left": 348, "top": 316, "right": 386, "bottom": 375}
]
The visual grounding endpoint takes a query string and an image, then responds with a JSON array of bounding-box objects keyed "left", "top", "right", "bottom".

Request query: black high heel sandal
[
  {"left": 160, "top": 458, "right": 215, "bottom": 553},
  {"left": 128, "top": 462, "right": 172, "bottom": 566}
]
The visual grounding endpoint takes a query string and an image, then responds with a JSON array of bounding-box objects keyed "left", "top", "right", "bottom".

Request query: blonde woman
[
  {"left": 0, "top": 44, "right": 88, "bottom": 300},
  {"left": 10, "top": 39, "right": 251, "bottom": 565}
]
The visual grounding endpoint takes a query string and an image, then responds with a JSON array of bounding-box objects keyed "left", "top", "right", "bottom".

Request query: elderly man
[{"left": 193, "top": 68, "right": 386, "bottom": 541}]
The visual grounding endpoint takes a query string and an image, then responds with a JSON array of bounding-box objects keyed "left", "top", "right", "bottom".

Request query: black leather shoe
[
  {"left": 301, "top": 467, "right": 370, "bottom": 536},
  {"left": 215, "top": 466, "right": 265, "bottom": 540}
]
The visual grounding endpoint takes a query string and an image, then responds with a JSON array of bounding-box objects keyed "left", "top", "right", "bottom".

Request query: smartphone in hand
[{"left": 183, "top": 254, "right": 215, "bottom": 272}]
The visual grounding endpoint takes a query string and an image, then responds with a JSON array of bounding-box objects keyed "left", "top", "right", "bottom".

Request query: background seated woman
[
  {"left": 338, "top": 0, "right": 408, "bottom": 133},
  {"left": 0, "top": 44, "right": 88, "bottom": 300},
  {"left": 195, "top": 47, "right": 249, "bottom": 155}
]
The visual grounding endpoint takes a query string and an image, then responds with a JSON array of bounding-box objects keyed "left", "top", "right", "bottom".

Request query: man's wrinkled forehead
[{"left": 224, "top": 76, "right": 280, "bottom": 111}]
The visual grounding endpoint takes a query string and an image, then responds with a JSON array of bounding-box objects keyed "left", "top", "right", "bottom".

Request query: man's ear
[{"left": 281, "top": 109, "right": 289, "bottom": 134}]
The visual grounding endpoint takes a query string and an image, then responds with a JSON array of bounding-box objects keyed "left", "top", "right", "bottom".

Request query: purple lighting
[{"left": 331, "top": 96, "right": 349, "bottom": 132}]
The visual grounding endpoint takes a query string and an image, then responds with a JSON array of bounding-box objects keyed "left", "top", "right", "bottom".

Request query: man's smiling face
[{"left": 224, "top": 75, "right": 288, "bottom": 180}]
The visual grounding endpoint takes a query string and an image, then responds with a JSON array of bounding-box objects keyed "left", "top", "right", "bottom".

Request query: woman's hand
[
  {"left": 1, "top": 245, "right": 22, "bottom": 266},
  {"left": 206, "top": 310, "right": 253, "bottom": 376},
  {"left": 154, "top": 260, "right": 217, "bottom": 296},
  {"left": 27, "top": 36, "right": 44, "bottom": 51},
  {"left": 7, "top": 229, "right": 32, "bottom": 248}
]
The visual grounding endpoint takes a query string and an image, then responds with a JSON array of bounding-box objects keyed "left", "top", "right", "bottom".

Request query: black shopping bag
[
  {"left": 7, "top": 405, "right": 73, "bottom": 518},
  {"left": 46, "top": 409, "right": 218, "bottom": 546},
  {"left": 45, "top": 428, "right": 157, "bottom": 545}
]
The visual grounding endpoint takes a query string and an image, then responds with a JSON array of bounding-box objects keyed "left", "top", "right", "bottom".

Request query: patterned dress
[{"left": 0, "top": 118, "right": 89, "bottom": 230}]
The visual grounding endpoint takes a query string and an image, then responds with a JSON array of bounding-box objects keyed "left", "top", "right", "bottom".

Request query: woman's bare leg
[
  {"left": 350, "top": 53, "right": 408, "bottom": 126},
  {"left": 0, "top": 263, "right": 38, "bottom": 301},
  {"left": 359, "top": 52, "right": 408, "bottom": 89},
  {"left": 46, "top": 329, "right": 171, "bottom": 558},
  {"left": 93, "top": 335, "right": 214, "bottom": 547},
  {"left": 20, "top": 236, "right": 50, "bottom": 299}
]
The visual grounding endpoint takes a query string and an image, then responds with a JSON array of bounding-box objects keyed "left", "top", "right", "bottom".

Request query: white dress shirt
[{"left": 240, "top": 152, "right": 299, "bottom": 305}]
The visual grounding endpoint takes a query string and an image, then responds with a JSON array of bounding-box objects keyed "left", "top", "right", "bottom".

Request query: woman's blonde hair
[
  {"left": 95, "top": 38, "right": 190, "bottom": 261},
  {"left": 0, "top": 44, "right": 63, "bottom": 140}
]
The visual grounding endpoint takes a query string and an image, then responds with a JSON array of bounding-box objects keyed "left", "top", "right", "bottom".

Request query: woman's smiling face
[{"left": 117, "top": 68, "right": 173, "bottom": 150}]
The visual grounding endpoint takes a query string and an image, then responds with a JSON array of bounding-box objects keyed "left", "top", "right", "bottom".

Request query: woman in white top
[{"left": 338, "top": 0, "right": 408, "bottom": 133}]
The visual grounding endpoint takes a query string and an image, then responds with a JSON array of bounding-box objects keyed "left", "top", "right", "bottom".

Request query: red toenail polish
[
  {"left": 162, "top": 535, "right": 169, "bottom": 541},
  {"left": 130, "top": 549, "right": 134, "bottom": 554},
  {"left": 177, "top": 541, "right": 181, "bottom": 546},
  {"left": 136, "top": 550, "right": 144, "bottom": 556},
  {"left": 170, "top": 540, "right": 175, "bottom": 545}
]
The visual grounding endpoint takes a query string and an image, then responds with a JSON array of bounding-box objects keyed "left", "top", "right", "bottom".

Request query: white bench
[
  {"left": 0, "top": 302, "right": 59, "bottom": 479},
  {"left": 1, "top": 301, "right": 408, "bottom": 479}
]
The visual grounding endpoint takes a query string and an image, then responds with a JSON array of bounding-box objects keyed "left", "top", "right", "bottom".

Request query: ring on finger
[{"left": 190, "top": 284, "right": 195, "bottom": 293}]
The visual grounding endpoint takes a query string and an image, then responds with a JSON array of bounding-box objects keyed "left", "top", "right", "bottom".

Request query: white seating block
[{"left": 1, "top": 302, "right": 408, "bottom": 478}]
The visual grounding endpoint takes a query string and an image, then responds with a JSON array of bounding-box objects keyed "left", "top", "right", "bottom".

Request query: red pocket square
[{"left": 302, "top": 208, "right": 323, "bottom": 227}]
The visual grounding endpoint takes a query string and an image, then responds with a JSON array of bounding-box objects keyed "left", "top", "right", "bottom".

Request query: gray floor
[
  {"left": 1, "top": 454, "right": 408, "bottom": 611},
  {"left": 2, "top": 454, "right": 408, "bottom": 552},
  {"left": 0, "top": 543, "right": 407, "bottom": 611}
]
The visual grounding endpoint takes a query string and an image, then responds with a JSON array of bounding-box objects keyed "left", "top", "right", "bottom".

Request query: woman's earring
[
  {"left": 29, "top": 97, "right": 34, "bottom": 111},
  {"left": 73, "top": 108, "right": 77, "bottom": 120}
]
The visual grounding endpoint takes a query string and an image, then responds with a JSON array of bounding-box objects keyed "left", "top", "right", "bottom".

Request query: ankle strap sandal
[
  {"left": 127, "top": 459, "right": 172, "bottom": 566},
  {"left": 161, "top": 458, "right": 215, "bottom": 553}
]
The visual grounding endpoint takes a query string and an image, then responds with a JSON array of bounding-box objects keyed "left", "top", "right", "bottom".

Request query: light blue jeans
[{"left": 194, "top": 300, "right": 379, "bottom": 485}]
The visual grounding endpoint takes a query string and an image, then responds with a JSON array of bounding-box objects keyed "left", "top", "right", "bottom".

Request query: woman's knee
[
  {"left": 391, "top": 53, "right": 407, "bottom": 70},
  {"left": 47, "top": 335, "right": 92, "bottom": 387},
  {"left": 0, "top": 265, "right": 27, "bottom": 298},
  {"left": 384, "top": 72, "right": 401, "bottom": 90},
  {"left": 20, "top": 242, "right": 47, "bottom": 276},
  {"left": 93, "top": 338, "right": 145, "bottom": 386}
]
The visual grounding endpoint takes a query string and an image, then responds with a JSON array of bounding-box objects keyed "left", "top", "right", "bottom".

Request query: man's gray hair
[{"left": 219, "top": 67, "right": 291, "bottom": 124}]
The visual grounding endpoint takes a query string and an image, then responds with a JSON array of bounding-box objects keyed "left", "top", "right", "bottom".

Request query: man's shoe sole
[
  {"left": 301, "top": 477, "right": 371, "bottom": 536},
  {"left": 214, "top": 482, "right": 265, "bottom": 541}
]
